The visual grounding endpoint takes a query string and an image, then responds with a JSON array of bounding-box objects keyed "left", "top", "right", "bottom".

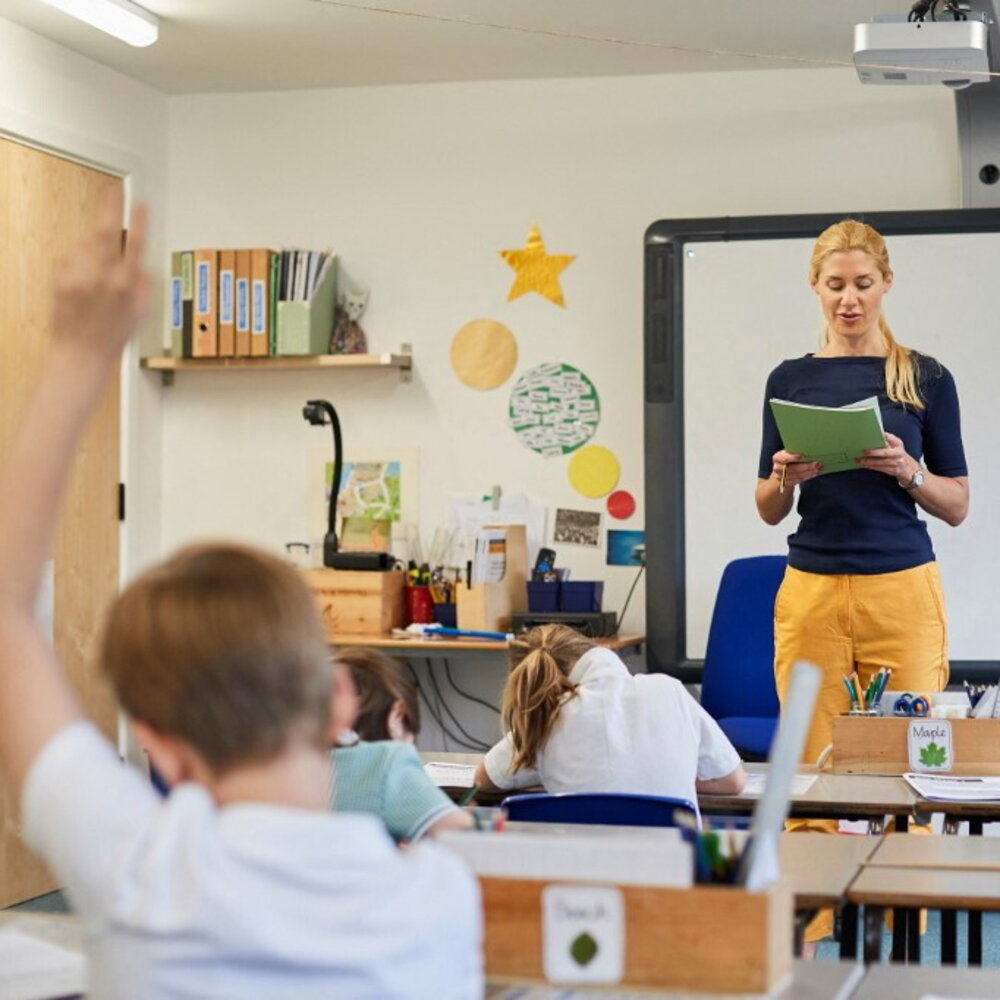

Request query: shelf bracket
[{"left": 400, "top": 342, "right": 413, "bottom": 383}]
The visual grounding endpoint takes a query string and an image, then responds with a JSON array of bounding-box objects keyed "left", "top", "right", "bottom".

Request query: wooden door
[{"left": 0, "top": 137, "right": 121, "bottom": 906}]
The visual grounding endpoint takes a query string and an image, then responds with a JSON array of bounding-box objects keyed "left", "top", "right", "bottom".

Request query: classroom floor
[
  {"left": 817, "top": 910, "right": 1000, "bottom": 966},
  {"left": 5, "top": 891, "right": 69, "bottom": 914}
]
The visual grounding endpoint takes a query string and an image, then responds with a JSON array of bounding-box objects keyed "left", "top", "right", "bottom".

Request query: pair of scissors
[{"left": 893, "top": 693, "right": 931, "bottom": 717}]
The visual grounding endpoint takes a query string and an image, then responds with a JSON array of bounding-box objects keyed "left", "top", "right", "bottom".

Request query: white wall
[
  {"left": 0, "top": 16, "right": 168, "bottom": 578},
  {"left": 163, "top": 68, "right": 957, "bottom": 636}
]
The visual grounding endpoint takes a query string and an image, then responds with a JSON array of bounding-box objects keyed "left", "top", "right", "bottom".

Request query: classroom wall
[
  {"left": 0, "top": 16, "right": 168, "bottom": 579},
  {"left": 162, "top": 68, "right": 957, "bottom": 643}
]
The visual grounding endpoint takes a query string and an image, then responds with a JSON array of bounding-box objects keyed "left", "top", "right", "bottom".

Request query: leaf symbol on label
[
  {"left": 920, "top": 742, "right": 948, "bottom": 767},
  {"left": 570, "top": 931, "right": 599, "bottom": 967}
]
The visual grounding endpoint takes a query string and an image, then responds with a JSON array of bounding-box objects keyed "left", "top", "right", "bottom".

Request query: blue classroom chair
[
  {"left": 501, "top": 791, "right": 697, "bottom": 829},
  {"left": 700, "top": 555, "right": 787, "bottom": 761}
]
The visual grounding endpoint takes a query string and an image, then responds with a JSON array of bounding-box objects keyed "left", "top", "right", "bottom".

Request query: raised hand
[{"left": 51, "top": 187, "right": 150, "bottom": 363}]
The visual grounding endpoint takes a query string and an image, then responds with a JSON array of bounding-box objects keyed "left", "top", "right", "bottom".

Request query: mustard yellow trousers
[{"left": 774, "top": 562, "right": 949, "bottom": 941}]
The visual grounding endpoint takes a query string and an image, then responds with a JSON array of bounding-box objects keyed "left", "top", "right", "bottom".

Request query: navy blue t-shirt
[{"left": 757, "top": 354, "right": 967, "bottom": 575}]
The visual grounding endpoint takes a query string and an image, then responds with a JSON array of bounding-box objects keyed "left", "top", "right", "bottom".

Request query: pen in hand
[{"left": 779, "top": 464, "right": 787, "bottom": 495}]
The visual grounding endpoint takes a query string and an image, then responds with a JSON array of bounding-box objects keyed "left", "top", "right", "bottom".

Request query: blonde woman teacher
[{"left": 756, "top": 219, "right": 969, "bottom": 945}]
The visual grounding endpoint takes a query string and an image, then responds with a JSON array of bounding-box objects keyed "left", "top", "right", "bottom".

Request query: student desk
[
  {"left": 851, "top": 962, "right": 1000, "bottom": 999},
  {"left": 698, "top": 765, "right": 918, "bottom": 829},
  {"left": 487, "top": 959, "right": 864, "bottom": 999},
  {"left": 853, "top": 832, "right": 1000, "bottom": 966},
  {"left": 329, "top": 633, "right": 646, "bottom": 655}
]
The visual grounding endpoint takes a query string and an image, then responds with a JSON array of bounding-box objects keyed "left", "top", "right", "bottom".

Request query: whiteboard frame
[{"left": 643, "top": 208, "right": 1000, "bottom": 682}]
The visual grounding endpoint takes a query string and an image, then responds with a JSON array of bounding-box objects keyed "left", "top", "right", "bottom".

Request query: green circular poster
[{"left": 509, "top": 362, "right": 601, "bottom": 456}]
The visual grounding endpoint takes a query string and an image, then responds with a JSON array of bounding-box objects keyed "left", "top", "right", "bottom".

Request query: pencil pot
[
  {"left": 405, "top": 585, "right": 434, "bottom": 625},
  {"left": 526, "top": 581, "right": 560, "bottom": 612},
  {"left": 432, "top": 602, "right": 457, "bottom": 628},
  {"left": 560, "top": 581, "right": 603, "bottom": 612}
]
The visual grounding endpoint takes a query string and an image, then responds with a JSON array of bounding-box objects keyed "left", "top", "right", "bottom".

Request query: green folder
[{"left": 769, "top": 396, "right": 887, "bottom": 475}]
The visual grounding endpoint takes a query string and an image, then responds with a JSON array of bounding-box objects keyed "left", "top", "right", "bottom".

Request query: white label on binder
[
  {"left": 908, "top": 719, "right": 953, "bottom": 772},
  {"left": 542, "top": 885, "right": 623, "bottom": 984}
]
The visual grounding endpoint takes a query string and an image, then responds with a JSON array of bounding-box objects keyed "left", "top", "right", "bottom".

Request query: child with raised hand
[
  {"left": 0, "top": 190, "right": 481, "bottom": 999},
  {"left": 331, "top": 647, "right": 472, "bottom": 840},
  {"left": 473, "top": 624, "right": 746, "bottom": 812}
]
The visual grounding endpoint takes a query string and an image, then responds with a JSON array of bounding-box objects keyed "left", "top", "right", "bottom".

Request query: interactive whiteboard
[{"left": 644, "top": 210, "right": 1000, "bottom": 679}]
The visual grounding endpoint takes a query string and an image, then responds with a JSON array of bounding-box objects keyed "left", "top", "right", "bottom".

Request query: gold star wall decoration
[{"left": 499, "top": 223, "right": 576, "bottom": 308}]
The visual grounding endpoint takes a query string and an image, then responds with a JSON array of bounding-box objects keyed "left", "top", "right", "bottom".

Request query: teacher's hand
[
  {"left": 771, "top": 450, "right": 822, "bottom": 488},
  {"left": 856, "top": 433, "right": 917, "bottom": 482}
]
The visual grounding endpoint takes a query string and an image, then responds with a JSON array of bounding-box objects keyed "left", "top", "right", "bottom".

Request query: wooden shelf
[{"left": 140, "top": 346, "right": 412, "bottom": 385}]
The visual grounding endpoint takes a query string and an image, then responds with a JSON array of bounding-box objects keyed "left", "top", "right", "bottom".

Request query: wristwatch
[{"left": 900, "top": 466, "right": 925, "bottom": 491}]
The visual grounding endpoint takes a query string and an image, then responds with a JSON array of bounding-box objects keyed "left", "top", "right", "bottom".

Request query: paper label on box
[
  {"left": 542, "top": 884, "right": 624, "bottom": 984},
  {"left": 908, "top": 719, "right": 953, "bottom": 772}
]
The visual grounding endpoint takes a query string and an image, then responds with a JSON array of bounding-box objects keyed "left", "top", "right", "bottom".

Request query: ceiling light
[{"left": 36, "top": 0, "right": 159, "bottom": 47}]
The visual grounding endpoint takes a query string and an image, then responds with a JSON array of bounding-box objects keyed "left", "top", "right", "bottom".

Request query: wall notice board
[{"left": 644, "top": 209, "right": 1000, "bottom": 681}]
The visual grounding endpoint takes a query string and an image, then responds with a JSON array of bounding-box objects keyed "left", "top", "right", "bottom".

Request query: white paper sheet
[
  {"left": 0, "top": 926, "right": 85, "bottom": 1000},
  {"left": 903, "top": 772, "right": 1000, "bottom": 801},
  {"left": 424, "top": 761, "right": 476, "bottom": 788},
  {"left": 738, "top": 772, "right": 817, "bottom": 797}
]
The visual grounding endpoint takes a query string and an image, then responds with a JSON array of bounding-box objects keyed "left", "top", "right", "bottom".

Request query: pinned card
[
  {"left": 542, "top": 885, "right": 624, "bottom": 984},
  {"left": 908, "top": 719, "right": 953, "bottom": 772}
]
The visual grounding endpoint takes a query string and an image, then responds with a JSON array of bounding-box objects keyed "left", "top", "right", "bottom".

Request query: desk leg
[
  {"left": 905, "top": 906, "right": 921, "bottom": 964},
  {"left": 941, "top": 909, "right": 958, "bottom": 965},
  {"left": 839, "top": 902, "right": 858, "bottom": 961},
  {"left": 891, "top": 906, "right": 907, "bottom": 963},
  {"left": 864, "top": 905, "right": 886, "bottom": 964},
  {"left": 793, "top": 910, "right": 810, "bottom": 957},
  {"left": 866, "top": 816, "right": 885, "bottom": 836},
  {"left": 969, "top": 818, "right": 984, "bottom": 966}
]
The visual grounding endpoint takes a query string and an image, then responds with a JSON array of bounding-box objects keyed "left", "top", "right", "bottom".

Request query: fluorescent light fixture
[{"left": 36, "top": 0, "right": 159, "bottom": 47}]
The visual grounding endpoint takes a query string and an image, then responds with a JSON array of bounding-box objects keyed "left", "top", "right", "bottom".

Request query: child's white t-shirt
[
  {"left": 22, "top": 722, "right": 482, "bottom": 1000},
  {"left": 483, "top": 646, "right": 741, "bottom": 810}
]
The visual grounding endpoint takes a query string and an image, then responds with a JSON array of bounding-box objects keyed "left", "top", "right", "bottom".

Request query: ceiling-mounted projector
[{"left": 854, "top": 15, "right": 990, "bottom": 87}]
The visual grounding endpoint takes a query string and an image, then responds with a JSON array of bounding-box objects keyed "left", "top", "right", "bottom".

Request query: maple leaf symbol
[{"left": 920, "top": 742, "right": 948, "bottom": 767}]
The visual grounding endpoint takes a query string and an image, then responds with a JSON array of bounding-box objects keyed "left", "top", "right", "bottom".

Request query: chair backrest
[
  {"left": 501, "top": 791, "right": 698, "bottom": 828},
  {"left": 700, "top": 555, "right": 786, "bottom": 721}
]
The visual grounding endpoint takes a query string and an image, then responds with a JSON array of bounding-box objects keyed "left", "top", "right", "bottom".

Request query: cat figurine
[{"left": 329, "top": 288, "right": 369, "bottom": 354}]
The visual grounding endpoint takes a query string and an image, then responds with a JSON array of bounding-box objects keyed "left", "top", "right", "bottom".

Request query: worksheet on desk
[
  {"left": 424, "top": 761, "right": 476, "bottom": 787},
  {"left": 0, "top": 926, "right": 85, "bottom": 1000},
  {"left": 903, "top": 772, "right": 1000, "bottom": 801},
  {"left": 738, "top": 773, "right": 817, "bottom": 797}
]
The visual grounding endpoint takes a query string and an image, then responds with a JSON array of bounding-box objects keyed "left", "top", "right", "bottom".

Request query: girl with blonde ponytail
[
  {"left": 755, "top": 218, "right": 970, "bottom": 948},
  {"left": 474, "top": 625, "right": 745, "bottom": 808}
]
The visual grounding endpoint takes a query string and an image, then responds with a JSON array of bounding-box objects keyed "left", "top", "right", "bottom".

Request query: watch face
[{"left": 910, "top": 470, "right": 924, "bottom": 489}]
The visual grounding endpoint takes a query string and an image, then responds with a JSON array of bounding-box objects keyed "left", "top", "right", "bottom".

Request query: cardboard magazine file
[
  {"left": 832, "top": 716, "right": 1000, "bottom": 775},
  {"left": 275, "top": 254, "right": 338, "bottom": 356},
  {"left": 479, "top": 877, "right": 792, "bottom": 995},
  {"left": 303, "top": 568, "right": 405, "bottom": 637},
  {"left": 456, "top": 524, "right": 528, "bottom": 632}
]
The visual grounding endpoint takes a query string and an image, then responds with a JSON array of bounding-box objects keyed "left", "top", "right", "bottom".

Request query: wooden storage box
[
  {"left": 303, "top": 568, "right": 404, "bottom": 637},
  {"left": 480, "top": 877, "right": 792, "bottom": 995},
  {"left": 832, "top": 716, "right": 1000, "bottom": 775}
]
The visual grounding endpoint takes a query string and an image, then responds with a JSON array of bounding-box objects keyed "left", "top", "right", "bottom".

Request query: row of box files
[{"left": 169, "top": 248, "right": 338, "bottom": 358}]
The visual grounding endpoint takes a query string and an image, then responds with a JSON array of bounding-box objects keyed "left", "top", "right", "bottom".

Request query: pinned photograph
[
  {"left": 554, "top": 508, "right": 601, "bottom": 547},
  {"left": 607, "top": 529, "right": 645, "bottom": 567}
]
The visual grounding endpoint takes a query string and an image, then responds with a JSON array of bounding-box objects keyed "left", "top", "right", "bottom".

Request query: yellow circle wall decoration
[
  {"left": 568, "top": 445, "right": 620, "bottom": 499},
  {"left": 450, "top": 319, "right": 518, "bottom": 390}
]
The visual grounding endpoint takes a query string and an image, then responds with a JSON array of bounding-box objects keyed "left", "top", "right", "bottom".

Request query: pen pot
[{"left": 405, "top": 585, "right": 434, "bottom": 625}]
